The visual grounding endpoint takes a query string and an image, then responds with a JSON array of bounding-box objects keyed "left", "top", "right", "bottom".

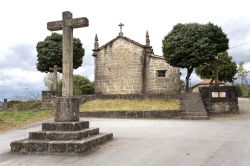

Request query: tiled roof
[
  {"left": 192, "top": 79, "right": 225, "bottom": 89},
  {"left": 200, "top": 79, "right": 224, "bottom": 85}
]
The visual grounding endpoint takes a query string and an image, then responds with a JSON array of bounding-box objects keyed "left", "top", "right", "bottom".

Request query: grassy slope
[
  {"left": 80, "top": 98, "right": 180, "bottom": 112},
  {"left": 0, "top": 102, "right": 53, "bottom": 132},
  {"left": 0, "top": 99, "right": 180, "bottom": 131}
]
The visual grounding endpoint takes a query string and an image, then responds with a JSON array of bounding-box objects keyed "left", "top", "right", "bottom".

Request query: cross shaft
[{"left": 49, "top": 65, "right": 62, "bottom": 91}]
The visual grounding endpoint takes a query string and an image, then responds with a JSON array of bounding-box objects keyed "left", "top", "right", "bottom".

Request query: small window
[{"left": 156, "top": 70, "right": 167, "bottom": 77}]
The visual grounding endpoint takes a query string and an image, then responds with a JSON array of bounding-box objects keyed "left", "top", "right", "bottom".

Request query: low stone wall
[
  {"left": 199, "top": 86, "right": 239, "bottom": 114},
  {"left": 80, "top": 93, "right": 180, "bottom": 101},
  {"left": 80, "top": 110, "right": 181, "bottom": 119}
]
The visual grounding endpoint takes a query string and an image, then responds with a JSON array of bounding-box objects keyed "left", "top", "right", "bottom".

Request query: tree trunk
[
  {"left": 185, "top": 67, "right": 193, "bottom": 93},
  {"left": 210, "top": 77, "right": 215, "bottom": 85}
]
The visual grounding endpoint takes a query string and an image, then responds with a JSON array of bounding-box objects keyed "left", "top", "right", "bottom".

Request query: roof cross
[{"left": 118, "top": 23, "right": 124, "bottom": 36}]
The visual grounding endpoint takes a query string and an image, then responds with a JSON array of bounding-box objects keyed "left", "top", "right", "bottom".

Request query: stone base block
[
  {"left": 10, "top": 133, "right": 113, "bottom": 154},
  {"left": 55, "top": 97, "right": 80, "bottom": 122}
]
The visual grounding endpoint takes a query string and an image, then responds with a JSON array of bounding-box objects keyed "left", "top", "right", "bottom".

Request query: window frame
[{"left": 156, "top": 70, "right": 167, "bottom": 78}]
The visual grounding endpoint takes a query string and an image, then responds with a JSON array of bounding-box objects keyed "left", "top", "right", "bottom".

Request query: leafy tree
[
  {"left": 237, "top": 62, "right": 249, "bottom": 97},
  {"left": 237, "top": 62, "right": 249, "bottom": 85},
  {"left": 196, "top": 52, "right": 237, "bottom": 82},
  {"left": 162, "top": 23, "right": 229, "bottom": 92},
  {"left": 58, "top": 75, "right": 94, "bottom": 95},
  {"left": 73, "top": 75, "right": 95, "bottom": 95},
  {"left": 36, "top": 33, "right": 84, "bottom": 73}
]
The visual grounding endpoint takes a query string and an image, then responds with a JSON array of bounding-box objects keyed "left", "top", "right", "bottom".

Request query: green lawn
[
  {"left": 0, "top": 108, "right": 53, "bottom": 132},
  {"left": 80, "top": 98, "right": 180, "bottom": 112}
]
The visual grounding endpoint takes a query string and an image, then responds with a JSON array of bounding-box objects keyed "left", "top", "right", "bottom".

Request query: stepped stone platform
[
  {"left": 181, "top": 93, "right": 209, "bottom": 120},
  {"left": 10, "top": 121, "right": 113, "bottom": 154}
]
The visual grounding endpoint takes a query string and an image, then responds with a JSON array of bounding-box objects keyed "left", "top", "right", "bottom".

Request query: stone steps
[
  {"left": 181, "top": 93, "right": 209, "bottom": 120},
  {"left": 42, "top": 121, "right": 89, "bottom": 131},
  {"left": 29, "top": 127, "right": 99, "bottom": 140},
  {"left": 11, "top": 133, "right": 113, "bottom": 154},
  {"left": 10, "top": 121, "right": 113, "bottom": 154}
]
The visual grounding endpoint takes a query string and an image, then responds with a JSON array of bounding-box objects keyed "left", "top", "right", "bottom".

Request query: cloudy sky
[{"left": 0, "top": 0, "right": 250, "bottom": 100}]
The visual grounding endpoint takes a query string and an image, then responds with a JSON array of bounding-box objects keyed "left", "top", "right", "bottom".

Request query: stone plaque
[{"left": 212, "top": 92, "right": 226, "bottom": 98}]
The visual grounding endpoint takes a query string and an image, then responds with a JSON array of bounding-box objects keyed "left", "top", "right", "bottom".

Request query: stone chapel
[{"left": 92, "top": 24, "right": 180, "bottom": 97}]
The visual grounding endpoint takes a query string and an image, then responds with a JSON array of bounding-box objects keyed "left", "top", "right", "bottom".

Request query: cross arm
[
  {"left": 47, "top": 21, "right": 63, "bottom": 31},
  {"left": 47, "top": 17, "right": 89, "bottom": 31},
  {"left": 70, "top": 17, "right": 89, "bottom": 29},
  {"left": 49, "top": 66, "right": 62, "bottom": 71}
]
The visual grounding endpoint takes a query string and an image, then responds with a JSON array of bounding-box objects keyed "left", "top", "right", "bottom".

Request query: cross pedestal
[{"left": 55, "top": 97, "right": 80, "bottom": 122}]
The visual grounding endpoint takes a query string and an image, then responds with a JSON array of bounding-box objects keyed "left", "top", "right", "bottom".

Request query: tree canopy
[
  {"left": 162, "top": 22, "right": 229, "bottom": 91},
  {"left": 57, "top": 75, "right": 94, "bottom": 95},
  {"left": 36, "top": 33, "right": 84, "bottom": 73},
  {"left": 195, "top": 52, "right": 237, "bottom": 82}
]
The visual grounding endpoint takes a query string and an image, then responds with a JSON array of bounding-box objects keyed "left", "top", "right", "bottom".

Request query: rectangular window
[{"left": 156, "top": 70, "right": 166, "bottom": 77}]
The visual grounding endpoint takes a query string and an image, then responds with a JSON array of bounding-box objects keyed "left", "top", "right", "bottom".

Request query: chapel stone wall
[
  {"left": 146, "top": 56, "right": 180, "bottom": 96},
  {"left": 95, "top": 38, "right": 144, "bottom": 94}
]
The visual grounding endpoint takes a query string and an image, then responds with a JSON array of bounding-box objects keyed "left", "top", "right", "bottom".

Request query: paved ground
[{"left": 0, "top": 98, "right": 249, "bottom": 166}]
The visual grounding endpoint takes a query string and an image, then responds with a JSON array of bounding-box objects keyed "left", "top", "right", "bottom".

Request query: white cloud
[
  {"left": 0, "top": 44, "right": 37, "bottom": 70},
  {"left": 0, "top": 0, "right": 250, "bottom": 99},
  {"left": 74, "top": 66, "right": 94, "bottom": 81},
  {"left": 0, "top": 68, "right": 45, "bottom": 99},
  {"left": 245, "top": 62, "right": 250, "bottom": 71}
]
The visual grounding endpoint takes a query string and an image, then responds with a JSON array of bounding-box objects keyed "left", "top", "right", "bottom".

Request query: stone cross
[
  {"left": 214, "top": 56, "right": 219, "bottom": 86},
  {"left": 47, "top": 11, "right": 89, "bottom": 97},
  {"left": 49, "top": 65, "right": 62, "bottom": 91},
  {"left": 118, "top": 23, "right": 124, "bottom": 36}
]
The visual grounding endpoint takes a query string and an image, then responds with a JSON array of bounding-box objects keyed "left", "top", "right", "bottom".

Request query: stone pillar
[
  {"left": 142, "top": 31, "right": 153, "bottom": 96},
  {"left": 55, "top": 97, "right": 79, "bottom": 122}
]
